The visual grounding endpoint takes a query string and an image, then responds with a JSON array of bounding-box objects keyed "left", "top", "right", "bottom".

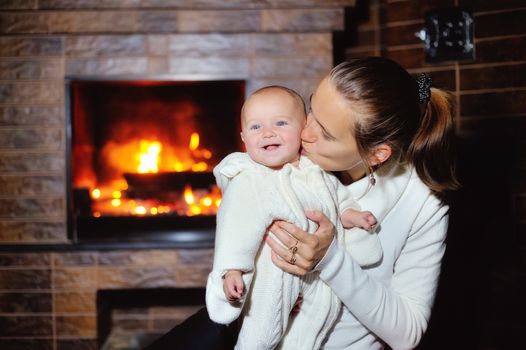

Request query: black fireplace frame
[{"left": 65, "top": 75, "right": 245, "bottom": 246}]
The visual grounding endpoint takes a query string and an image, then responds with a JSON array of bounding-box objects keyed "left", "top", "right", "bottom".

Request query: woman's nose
[{"left": 301, "top": 117, "right": 316, "bottom": 142}]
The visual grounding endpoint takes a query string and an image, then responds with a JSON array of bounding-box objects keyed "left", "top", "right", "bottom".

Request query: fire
[
  {"left": 137, "top": 140, "right": 161, "bottom": 173},
  {"left": 189, "top": 132, "right": 199, "bottom": 151},
  {"left": 85, "top": 132, "right": 221, "bottom": 217},
  {"left": 184, "top": 185, "right": 195, "bottom": 205}
]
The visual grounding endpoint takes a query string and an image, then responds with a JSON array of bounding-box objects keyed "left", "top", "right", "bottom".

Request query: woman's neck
[{"left": 339, "top": 167, "right": 366, "bottom": 185}]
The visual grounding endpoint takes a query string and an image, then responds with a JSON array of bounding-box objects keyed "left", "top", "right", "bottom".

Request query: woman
[{"left": 145, "top": 56, "right": 458, "bottom": 350}]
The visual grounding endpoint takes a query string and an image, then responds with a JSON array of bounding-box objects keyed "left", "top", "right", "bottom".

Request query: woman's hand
[{"left": 265, "top": 210, "right": 335, "bottom": 276}]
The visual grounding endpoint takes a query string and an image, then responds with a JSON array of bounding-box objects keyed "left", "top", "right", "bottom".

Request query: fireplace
[{"left": 66, "top": 78, "right": 245, "bottom": 243}]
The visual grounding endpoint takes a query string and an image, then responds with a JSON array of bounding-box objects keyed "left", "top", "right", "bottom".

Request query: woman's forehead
[{"left": 312, "top": 78, "right": 355, "bottom": 139}]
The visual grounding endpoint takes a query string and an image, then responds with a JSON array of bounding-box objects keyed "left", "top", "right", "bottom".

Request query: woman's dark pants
[{"left": 143, "top": 307, "right": 237, "bottom": 350}]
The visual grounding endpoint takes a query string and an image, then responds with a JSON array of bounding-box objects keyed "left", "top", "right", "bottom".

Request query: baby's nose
[{"left": 263, "top": 128, "right": 276, "bottom": 137}]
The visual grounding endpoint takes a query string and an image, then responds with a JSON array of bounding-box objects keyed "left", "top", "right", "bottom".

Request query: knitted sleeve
[
  {"left": 318, "top": 195, "right": 448, "bottom": 349},
  {"left": 206, "top": 172, "right": 274, "bottom": 324}
]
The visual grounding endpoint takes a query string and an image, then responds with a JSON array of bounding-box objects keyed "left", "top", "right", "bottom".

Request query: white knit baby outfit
[{"left": 206, "top": 152, "right": 383, "bottom": 350}]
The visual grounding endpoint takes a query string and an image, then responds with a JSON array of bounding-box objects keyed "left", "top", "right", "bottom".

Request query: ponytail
[
  {"left": 329, "top": 57, "right": 460, "bottom": 200},
  {"left": 408, "top": 88, "right": 460, "bottom": 194}
]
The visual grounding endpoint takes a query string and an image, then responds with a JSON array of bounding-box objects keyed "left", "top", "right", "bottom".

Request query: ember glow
[{"left": 84, "top": 132, "right": 221, "bottom": 217}]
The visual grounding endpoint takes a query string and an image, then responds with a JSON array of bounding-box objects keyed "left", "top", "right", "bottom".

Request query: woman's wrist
[{"left": 312, "top": 237, "right": 338, "bottom": 272}]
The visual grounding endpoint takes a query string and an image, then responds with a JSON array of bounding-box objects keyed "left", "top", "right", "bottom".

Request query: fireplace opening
[{"left": 67, "top": 78, "right": 245, "bottom": 243}]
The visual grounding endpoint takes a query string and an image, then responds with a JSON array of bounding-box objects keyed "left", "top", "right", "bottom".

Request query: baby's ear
[
  {"left": 240, "top": 131, "right": 245, "bottom": 143},
  {"left": 369, "top": 144, "right": 392, "bottom": 166}
]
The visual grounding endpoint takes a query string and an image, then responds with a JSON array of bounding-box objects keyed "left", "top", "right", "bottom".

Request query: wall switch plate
[{"left": 416, "top": 8, "right": 475, "bottom": 63}]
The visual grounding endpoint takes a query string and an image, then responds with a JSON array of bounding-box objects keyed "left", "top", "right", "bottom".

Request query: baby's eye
[
  {"left": 249, "top": 124, "right": 260, "bottom": 130},
  {"left": 276, "top": 120, "right": 288, "bottom": 126}
]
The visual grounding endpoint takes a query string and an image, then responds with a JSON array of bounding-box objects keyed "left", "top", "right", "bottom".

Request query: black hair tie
[{"left": 416, "top": 74, "right": 432, "bottom": 104}]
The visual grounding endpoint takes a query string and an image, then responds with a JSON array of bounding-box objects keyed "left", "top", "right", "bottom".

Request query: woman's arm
[
  {"left": 267, "top": 198, "right": 448, "bottom": 350},
  {"left": 319, "top": 201, "right": 448, "bottom": 349}
]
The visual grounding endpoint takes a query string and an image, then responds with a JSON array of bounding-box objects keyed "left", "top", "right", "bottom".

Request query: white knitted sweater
[{"left": 205, "top": 153, "right": 383, "bottom": 350}]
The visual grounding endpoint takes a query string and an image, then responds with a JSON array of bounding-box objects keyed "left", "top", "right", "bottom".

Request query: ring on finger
[
  {"left": 289, "top": 239, "right": 299, "bottom": 253},
  {"left": 289, "top": 254, "right": 297, "bottom": 265}
]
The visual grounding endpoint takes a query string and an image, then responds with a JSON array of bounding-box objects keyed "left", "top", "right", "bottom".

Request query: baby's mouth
[{"left": 263, "top": 144, "right": 280, "bottom": 151}]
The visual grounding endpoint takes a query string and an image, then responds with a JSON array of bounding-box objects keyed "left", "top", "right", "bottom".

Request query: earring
[{"left": 369, "top": 172, "right": 376, "bottom": 186}]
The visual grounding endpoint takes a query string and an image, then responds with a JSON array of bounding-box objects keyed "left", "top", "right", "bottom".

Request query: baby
[{"left": 206, "top": 86, "right": 382, "bottom": 350}]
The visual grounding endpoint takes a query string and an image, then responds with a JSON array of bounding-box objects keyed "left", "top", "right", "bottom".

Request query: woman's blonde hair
[{"left": 329, "top": 57, "right": 459, "bottom": 196}]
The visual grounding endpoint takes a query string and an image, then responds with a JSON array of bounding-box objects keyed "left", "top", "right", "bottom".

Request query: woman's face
[{"left": 301, "top": 76, "right": 367, "bottom": 178}]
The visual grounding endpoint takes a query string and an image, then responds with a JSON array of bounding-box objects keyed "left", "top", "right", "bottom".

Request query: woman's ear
[{"left": 369, "top": 144, "right": 392, "bottom": 166}]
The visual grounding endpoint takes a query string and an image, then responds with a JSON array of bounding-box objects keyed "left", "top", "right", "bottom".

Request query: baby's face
[{"left": 241, "top": 91, "right": 305, "bottom": 169}]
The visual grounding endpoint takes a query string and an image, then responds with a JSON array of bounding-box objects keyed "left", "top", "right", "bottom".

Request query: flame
[
  {"left": 137, "top": 140, "right": 161, "bottom": 173},
  {"left": 83, "top": 131, "right": 224, "bottom": 217},
  {"left": 184, "top": 185, "right": 195, "bottom": 205},
  {"left": 189, "top": 132, "right": 199, "bottom": 151},
  {"left": 91, "top": 188, "right": 101, "bottom": 199}
]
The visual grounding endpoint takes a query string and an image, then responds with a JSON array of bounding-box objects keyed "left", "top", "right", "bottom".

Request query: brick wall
[
  {"left": 0, "top": 248, "right": 213, "bottom": 349},
  {"left": 0, "top": 1, "right": 356, "bottom": 349},
  {"left": 343, "top": 0, "right": 526, "bottom": 348}
]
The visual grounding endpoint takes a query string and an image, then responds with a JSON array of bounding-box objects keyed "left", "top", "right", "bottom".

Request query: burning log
[{"left": 123, "top": 171, "right": 215, "bottom": 198}]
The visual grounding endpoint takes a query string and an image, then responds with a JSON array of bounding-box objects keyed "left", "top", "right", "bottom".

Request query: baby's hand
[
  {"left": 341, "top": 208, "right": 377, "bottom": 231},
  {"left": 223, "top": 270, "right": 245, "bottom": 302}
]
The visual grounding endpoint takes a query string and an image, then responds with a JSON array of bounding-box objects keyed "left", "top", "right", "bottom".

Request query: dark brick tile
[
  {"left": 56, "top": 315, "right": 96, "bottom": 337},
  {"left": 53, "top": 267, "right": 96, "bottom": 290},
  {"left": 0, "top": 59, "right": 63, "bottom": 80},
  {"left": 0, "top": 197, "right": 64, "bottom": 218},
  {"left": 0, "top": 339, "right": 53, "bottom": 350},
  {"left": 0, "top": 37, "right": 63, "bottom": 57},
  {"left": 475, "top": 9, "right": 526, "bottom": 38},
  {"left": 0, "top": 0, "right": 37, "bottom": 10},
  {"left": 56, "top": 338, "right": 97, "bottom": 350},
  {"left": 0, "top": 153, "right": 64, "bottom": 173},
  {"left": 384, "top": 0, "right": 455, "bottom": 23},
  {"left": 384, "top": 47, "right": 426, "bottom": 69},
  {"left": 0, "top": 176, "right": 64, "bottom": 196},
  {"left": 353, "top": 29, "right": 376, "bottom": 47},
  {"left": 460, "top": 63, "right": 526, "bottom": 90},
  {"left": 0, "top": 269, "right": 51, "bottom": 290},
  {"left": 459, "top": 0, "right": 526, "bottom": 12},
  {"left": 0, "top": 221, "right": 67, "bottom": 243},
  {"left": 468, "top": 36, "right": 526, "bottom": 64},
  {"left": 0, "top": 292, "right": 52, "bottom": 313},
  {"left": 459, "top": 115, "right": 526, "bottom": 137},
  {"left": 53, "top": 252, "right": 97, "bottom": 267},
  {"left": 0, "top": 315, "right": 52, "bottom": 336},
  {"left": 0, "top": 128, "right": 62, "bottom": 150},
  {"left": 0, "top": 106, "right": 63, "bottom": 126},
  {"left": 345, "top": 48, "right": 378, "bottom": 60},
  {"left": 0, "top": 253, "right": 50, "bottom": 267},
  {"left": 98, "top": 250, "right": 176, "bottom": 266},
  {"left": 460, "top": 90, "right": 526, "bottom": 116},
  {"left": 175, "top": 248, "right": 214, "bottom": 265},
  {"left": 54, "top": 291, "right": 96, "bottom": 313},
  {"left": 0, "top": 82, "right": 62, "bottom": 104},
  {"left": 381, "top": 22, "right": 422, "bottom": 47}
]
